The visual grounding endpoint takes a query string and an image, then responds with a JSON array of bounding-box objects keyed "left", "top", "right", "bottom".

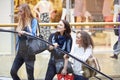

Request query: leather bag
[
  {"left": 27, "top": 22, "right": 48, "bottom": 55},
  {"left": 27, "top": 35, "right": 48, "bottom": 55}
]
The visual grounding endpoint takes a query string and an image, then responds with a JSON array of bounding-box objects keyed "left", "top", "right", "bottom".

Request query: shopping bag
[{"left": 57, "top": 74, "right": 74, "bottom": 80}]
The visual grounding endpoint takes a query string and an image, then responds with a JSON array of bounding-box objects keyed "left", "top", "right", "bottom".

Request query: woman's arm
[
  {"left": 61, "top": 38, "right": 73, "bottom": 74},
  {"left": 31, "top": 18, "right": 38, "bottom": 36},
  {"left": 61, "top": 54, "right": 69, "bottom": 75}
]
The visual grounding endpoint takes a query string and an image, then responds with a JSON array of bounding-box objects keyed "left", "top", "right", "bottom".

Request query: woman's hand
[
  {"left": 53, "top": 43, "right": 59, "bottom": 48},
  {"left": 64, "top": 54, "right": 69, "bottom": 59},
  {"left": 49, "top": 43, "right": 59, "bottom": 50},
  {"left": 18, "top": 31, "right": 26, "bottom": 36},
  {"left": 61, "top": 68, "right": 67, "bottom": 75},
  {"left": 49, "top": 45, "right": 54, "bottom": 50}
]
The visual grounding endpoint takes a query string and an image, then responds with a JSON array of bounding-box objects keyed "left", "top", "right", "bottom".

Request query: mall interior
[{"left": 0, "top": 0, "right": 120, "bottom": 80}]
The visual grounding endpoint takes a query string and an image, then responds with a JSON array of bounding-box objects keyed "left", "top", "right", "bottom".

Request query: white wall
[{"left": 0, "top": 0, "right": 14, "bottom": 54}]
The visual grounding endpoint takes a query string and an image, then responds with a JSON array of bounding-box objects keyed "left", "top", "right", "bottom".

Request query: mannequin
[
  {"left": 34, "top": 0, "right": 53, "bottom": 40},
  {"left": 74, "top": 0, "right": 86, "bottom": 28},
  {"left": 61, "top": 0, "right": 75, "bottom": 23}
]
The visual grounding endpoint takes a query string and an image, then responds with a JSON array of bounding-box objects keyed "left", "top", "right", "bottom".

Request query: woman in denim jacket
[{"left": 10, "top": 4, "right": 38, "bottom": 80}]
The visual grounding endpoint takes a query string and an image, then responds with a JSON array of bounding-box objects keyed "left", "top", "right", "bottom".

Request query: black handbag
[
  {"left": 55, "top": 59, "right": 73, "bottom": 74},
  {"left": 27, "top": 22, "right": 48, "bottom": 55}
]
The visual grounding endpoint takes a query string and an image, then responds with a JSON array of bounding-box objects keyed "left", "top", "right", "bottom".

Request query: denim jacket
[
  {"left": 48, "top": 33, "right": 73, "bottom": 61},
  {"left": 16, "top": 18, "right": 38, "bottom": 51}
]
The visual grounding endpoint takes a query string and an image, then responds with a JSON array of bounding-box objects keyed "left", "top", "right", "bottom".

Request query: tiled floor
[{"left": 0, "top": 51, "right": 120, "bottom": 80}]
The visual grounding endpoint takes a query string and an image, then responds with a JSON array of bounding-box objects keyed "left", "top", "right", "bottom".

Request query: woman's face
[
  {"left": 76, "top": 33, "right": 82, "bottom": 44},
  {"left": 18, "top": 7, "right": 24, "bottom": 16},
  {"left": 57, "top": 21, "right": 66, "bottom": 33}
]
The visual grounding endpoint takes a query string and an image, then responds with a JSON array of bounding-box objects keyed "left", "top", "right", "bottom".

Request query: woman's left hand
[{"left": 61, "top": 68, "right": 67, "bottom": 75}]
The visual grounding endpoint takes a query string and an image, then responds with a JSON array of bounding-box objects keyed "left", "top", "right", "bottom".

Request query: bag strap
[{"left": 37, "top": 22, "right": 41, "bottom": 35}]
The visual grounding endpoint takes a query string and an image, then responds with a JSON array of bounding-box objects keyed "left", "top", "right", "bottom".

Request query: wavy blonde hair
[{"left": 17, "top": 3, "right": 34, "bottom": 31}]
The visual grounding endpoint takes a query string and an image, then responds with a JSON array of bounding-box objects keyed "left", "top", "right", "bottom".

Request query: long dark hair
[
  {"left": 77, "top": 31, "right": 94, "bottom": 49},
  {"left": 55, "top": 20, "right": 71, "bottom": 39}
]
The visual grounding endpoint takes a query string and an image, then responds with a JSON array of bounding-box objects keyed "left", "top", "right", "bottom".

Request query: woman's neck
[{"left": 60, "top": 31, "right": 64, "bottom": 36}]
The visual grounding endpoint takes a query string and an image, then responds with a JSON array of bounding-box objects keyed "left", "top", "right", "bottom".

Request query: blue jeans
[
  {"left": 10, "top": 54, "right": 35, "bottom": 80},
  {"left": 74, "top": 74, "right": 88, "bottom": 80},
  {"left": 45, "top": 60, "right": 56, "bottom": 80}
]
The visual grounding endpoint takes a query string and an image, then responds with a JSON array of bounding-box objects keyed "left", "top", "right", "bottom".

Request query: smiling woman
[{"left": 45, "top": 20, "right": 72, "bottom": 80}]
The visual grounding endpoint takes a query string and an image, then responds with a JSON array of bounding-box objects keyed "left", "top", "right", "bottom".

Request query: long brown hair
[
  {"left": 55, "top": 20, "right": 71, "bottom": 39},
  {"left": 76, "top": 31, "right": 94, "bottom": 49},
  {"left": 17, "top": 3, "right": 34, "bottom": 31}
]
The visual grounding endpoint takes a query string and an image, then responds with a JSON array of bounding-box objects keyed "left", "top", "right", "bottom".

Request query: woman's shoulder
[
  {"left": 49, "top": 33, "right": 56, "bottom": 39},
  {"left": 50, "top": 33, "right": 56, "bottom": 36},
  {"left": 67, "top": 36, "right": 72, "bottom": 41},
  {"left": 31, "top": 18, "right": 38, "bottom": 27},
  {"left": 32, "top": 18, "right": 38, "bottom": 22}
]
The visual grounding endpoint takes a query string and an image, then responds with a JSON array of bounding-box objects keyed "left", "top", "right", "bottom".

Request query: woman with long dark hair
[
  {"left": 45, "top": 20, "right": 73, "bottom": 80},
  {"left": 65, "top": 31, "right": 94, "bottom": 80}
]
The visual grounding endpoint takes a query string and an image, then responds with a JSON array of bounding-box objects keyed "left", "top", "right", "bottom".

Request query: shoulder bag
[{"left": 27, "top": 21, "right": 48, "bottom": 55}]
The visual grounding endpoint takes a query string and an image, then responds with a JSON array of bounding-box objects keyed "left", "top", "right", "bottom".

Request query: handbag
[
  {"left": 57, "top": 74, "right": 74, "bottom": 80},
  {"left": 82, "top": 55, "right": 100, "bottom": 78},
  {"left": 27, "top": 21, "right": 48, "bottom": 55},
  {"left": 55, "top": 59, "right": 73, "bottom": 74}
]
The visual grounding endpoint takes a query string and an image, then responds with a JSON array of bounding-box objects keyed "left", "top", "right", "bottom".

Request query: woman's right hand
[
  {"left": 18, "top": 31, "right": 26, "bottom": 36},
  {"left": 49, "top": 43, "right": 59, "bottom": 50}
]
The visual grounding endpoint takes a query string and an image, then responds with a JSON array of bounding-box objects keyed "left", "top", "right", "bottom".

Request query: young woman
[
  {"left": 10, "top": 4, "right": 38, "bottom": 80},
  {"left": 45, "top": 20, "right": 73, "bottom": 80},
  {"left": 65, "top": 31, "right": 94, "bottom": 80}
]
